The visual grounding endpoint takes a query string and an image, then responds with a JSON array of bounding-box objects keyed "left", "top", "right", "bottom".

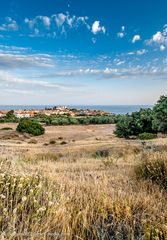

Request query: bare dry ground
[
  {"left": 0, "top": 123, "right": 118, "bottom": 156},
  {"left": 0, "top": 122, "right": 166, "bottom": 157}
]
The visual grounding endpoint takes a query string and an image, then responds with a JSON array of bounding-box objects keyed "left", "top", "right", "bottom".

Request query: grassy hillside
[{"left": 0, "top": 141, "right": 166, "bottom": 239}]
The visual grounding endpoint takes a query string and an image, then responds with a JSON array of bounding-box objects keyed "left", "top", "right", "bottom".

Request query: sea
[{"left": 0, "top": 105, "right": 152, "bottom": 115}]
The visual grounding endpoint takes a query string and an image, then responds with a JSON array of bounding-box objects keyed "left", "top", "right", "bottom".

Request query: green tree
[
  {"left": 115, "top": 108, "right": 154, "bottom": 138},
  {"left": 115, "top": 114, "right": 134, "bottom": 138},
  {"left": 152, "top": 95, "right": 167, "bottom": 133}
]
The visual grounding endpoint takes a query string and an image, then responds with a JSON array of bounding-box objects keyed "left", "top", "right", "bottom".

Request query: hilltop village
[{"left": 0, "top": 106, "right": 110, "bottom": 118}]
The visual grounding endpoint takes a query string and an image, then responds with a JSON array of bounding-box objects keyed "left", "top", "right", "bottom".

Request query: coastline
[{"left": 0, "top": 105, "right": 153, "bottom": 114}]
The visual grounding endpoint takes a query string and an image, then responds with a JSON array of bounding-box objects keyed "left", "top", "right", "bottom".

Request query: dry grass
[{"left": 0, "top": 124, "right": 167, "bottom": 239}]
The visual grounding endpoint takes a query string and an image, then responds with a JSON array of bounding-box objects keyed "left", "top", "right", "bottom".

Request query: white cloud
[
  {"left": 24, "top": 13, "right": 90, "bottom": 37},
  {"left": 117, "top": 32, "right": 124, "bottom": 38},
  {"left": 146, "top": 25, "right": 167, "bottom": 48},
  {"left": 160, "top": 45, "right": 166, "bottom": 51},
  {"left": 0, "top": 17, "right": 18, "bottom": 31},
  {"left": 0, "top": 45, "right": 31, "bottom": 53},
  {"left": 37, "top": 65, "right": 167, "bottom": 80},
  {"left": 132, "top": 35, "right": 141, "bottom": 43},
  {"left": 128, "top": 49, "right": 147, "bottom": 56},
  {"left": 116, "top": 61, "right": 125, "bottom": 66},
  {"left": 117, "top": 26, "right": 125, "bottom": 38},
  {"left": 0, "top": 70, "right": 72, "bottom": 91},
  {"left": 92, "top": 21, "right": 106, "bottom": 34},
  {"left": 54, "top": 13, "right": 66, "bottom": 27},
  {"left": 153, "top": 31, "right": 163, "bottom": 42},
  {"left": 0, "top": 52, "right": 54, "bottom": 69},
  {"left": 121, "top": 26, "right": 125, "bottom": 31},
  {"left": 41, "top": 16, "right": 51, "bottom": 28}
]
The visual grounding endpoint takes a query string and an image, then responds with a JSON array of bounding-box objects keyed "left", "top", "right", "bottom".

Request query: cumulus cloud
[
  {"left": 0, "top": 17, "right": 18, "bottom": 31},
  {"left": 153, "top": 31, "right": 163, "bottom": 42},
  {"left": 42, "top": 16, "right": 51, "bottom": 28},
  {"left": 91, "top": 21, "right": 106, "bottom": 34},
  {"left": 54, "top": 13, "right": 66, "bottom": 27},
  {"left": 146, "top": 25, "right": 167, "bottom": 48},
  {"left": 24, "top": 12, "right": 90, "bottom": 37},
  {"left": 0, "top": 13, "right": 107, "bottom": 38},
  {"left": 132, "top": 35, "right": 141, "bottom": 43}
]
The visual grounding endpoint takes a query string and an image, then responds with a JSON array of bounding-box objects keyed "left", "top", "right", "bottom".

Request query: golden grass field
[{"left": 0, "top": 123, "right": 167, "bottom": 239}]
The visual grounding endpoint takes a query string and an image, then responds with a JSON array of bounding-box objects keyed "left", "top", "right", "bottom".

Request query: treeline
[
  {"left": 32, "top": 115, "right": 118, "bottom": 125},
  {"left": 115, "top": 95, "right": 167, "bottom": 138}
]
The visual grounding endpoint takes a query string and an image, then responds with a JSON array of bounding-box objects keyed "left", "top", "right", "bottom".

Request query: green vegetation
[
  {"left": 0, "top": 110, "right": 18, "bottom": 123},
  {"left": 138, "top": 132, "right": 157, "bottom": 140},
  {"left": 115, "top": 108, "right": 154, "bottom": 138},
  {"left": 115, "top": 95, "right": 167, "bottom": 138},
  {"left": 0, "top": 127, "right": 13, "bottom": 131},
  {"left": 32, "top": 115, "right": 117, "bottom": 125},
  {"left": 152, "top": 95, "right": 167, "bottom": 133},
  {"left": 135, "top": 156, "right": 167, "bottom": 190},
  {"left": 16, "top": 119, "right": 45, "bottom": 136}
]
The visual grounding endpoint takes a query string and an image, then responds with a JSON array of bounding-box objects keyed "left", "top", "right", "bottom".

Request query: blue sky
[{"left": 0, "top": 0, "right": 167, "bottom": 105}]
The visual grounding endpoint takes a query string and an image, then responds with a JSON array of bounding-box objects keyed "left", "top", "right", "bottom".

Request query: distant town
[{"left": 0, "top": 106, "right": 110, "bottom": 118}]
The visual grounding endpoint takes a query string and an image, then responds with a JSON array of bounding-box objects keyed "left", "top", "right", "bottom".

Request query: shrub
[
  {"left": 49, "top": 139, "right": 56, "bottom": 144},
  {"left": 138, "top": 132, "right": 157, "bottom": 140},
  {"left": 60, "top": 141, "right": 67, "bottom": 145},
  {"left": 135, "top": 157, "right": 167, "bottom": 189},
  {"left": 16, "top": 119, "right": 45, "bottom": 136},
  {"left": 0, "top": 127, "right": 13, "bottom": 131}
]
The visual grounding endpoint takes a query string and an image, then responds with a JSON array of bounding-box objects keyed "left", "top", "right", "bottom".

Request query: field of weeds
[{"left": 0, "top": 124, "right": 166, "bottom": 239}]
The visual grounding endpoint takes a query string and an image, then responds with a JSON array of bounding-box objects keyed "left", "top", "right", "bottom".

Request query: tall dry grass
[{"left": 0, "top": 144, "right": 166, "bottom": 239}]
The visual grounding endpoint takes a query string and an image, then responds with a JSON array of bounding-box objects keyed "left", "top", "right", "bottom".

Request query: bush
[
  {"left": 0, "top": 127, "right": 13, "bottom": 131},
  {"left": 135, "top": 157, "right": 167, "bottom": 189},
  {"left": 60, "top": 141, "right": 67, "bottom": 145},
  {"left": 138, "top": 132, "right": 157, "bottom": 140},
  {"left": 49, "top": 139, "right": 56, "bottom": 144},
  {"left": 16, "top": 119, "right": 45, "bottom": 136}
]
